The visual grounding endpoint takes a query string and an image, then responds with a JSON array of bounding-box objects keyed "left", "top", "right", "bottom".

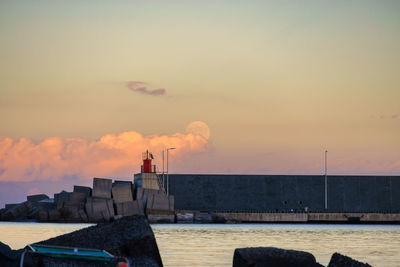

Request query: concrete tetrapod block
[
  {"left": 73, "top": 185, "right": 92, "bottom": 197},
  {"left": 54, "top": 191, "right": 72, "bottom": 204},
  {"left": 59, "top": 206, "right": 80, "bottom": 222},
  {"left": 56, "top": 192, "right": 86, "bottom": 212},
  {"left": 2, "top": 201, "right": 32, "bottom": 221},
  {"left": 113, "top": 180, "right": 132, "bottom": 187},
  {"left": 4, "top": 204, "right": 18, "bottom": 210},
  {"left": 27, "top": 206, "right": 44, "bottom": 219},
  {"left": 85, "top": 197, "right": 115, "bottom": 222},
  {"left": 48, "top": 209, "right": 61, "bottom": 222},
  {"left": 233, "top": 247, "right": 324, "bottom": 267},
  {"left": 38, "top": 215, "right": 164, "bottom": 267},
  {"left": 69, "top": 192, "right": 87, "bottom": 205},
  {"left": 136, "top": 188, "right": 161, "bottom": 201},
  {"left": 37, "top": 210, "right": 49, "bottom": 222},
  {"left": 27, "top": 194, "right": 49, "bottom": 203},
  {"left": 112, "top": 184, "right": 133, "bottom": 203},
  {"left": 146, "top": 194, "right": 174, "bottom": 214},
  {"left": 115, "top": 200, "right": 144, "bottom": 216},
  {"left": 78, "top": 209, "right": 89, "bottom": 222},
  {"left": 92, "top": 178, "right": 112, "bottom": 199}
]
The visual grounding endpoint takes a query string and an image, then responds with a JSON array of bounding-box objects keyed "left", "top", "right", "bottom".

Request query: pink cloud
[
  {"left": 125, "top": 81, "right": 166, "bottom": 96},
  {"left": 0, "top": 130, "right": 210, "bottom": 182}
]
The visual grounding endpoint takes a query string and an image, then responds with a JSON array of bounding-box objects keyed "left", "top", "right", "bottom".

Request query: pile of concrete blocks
[
  {"left": 0, "top": 194, "right": 57, "bottom": 221},
  {"left": 1, "top": 177, "right": 167, "bottom": 223},
  {"left": 112, "top": 181, "right": 144, "bottom": 217},
  {"left": 136, "top": 188, "right": 175, "bottom": 223},
  {"left": 41, "top": 188, "right": 90, "bottom": 222}
]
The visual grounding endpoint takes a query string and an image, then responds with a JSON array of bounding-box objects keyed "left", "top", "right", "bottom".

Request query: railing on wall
[{"left": 141, "top": 165, "right": 156, "bottom": 173}]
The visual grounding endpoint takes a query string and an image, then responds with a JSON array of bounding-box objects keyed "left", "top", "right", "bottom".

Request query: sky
[{"left": 0, "top": 1, "right": 399, "bottom": 206}]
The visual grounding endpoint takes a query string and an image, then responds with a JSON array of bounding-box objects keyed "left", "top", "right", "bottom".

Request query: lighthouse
[
  {"left": 134, "top": 150, "right": 163, "bottom": 191},
  {"left": 141, "top": 150, "right": 155, "bottom": 173}
]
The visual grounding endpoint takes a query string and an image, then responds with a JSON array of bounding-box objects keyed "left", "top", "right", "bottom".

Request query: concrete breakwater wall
[{"left": 167, "top": 174, "right": 400, "bottom": 213}]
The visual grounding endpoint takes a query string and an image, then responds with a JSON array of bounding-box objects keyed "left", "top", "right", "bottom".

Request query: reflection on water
[
  {"left": 0, "top": 222, "right": 94, "bottom": 249},
  {"left": 152, "top": 224, "right": 400, "bottom": 267},
  {"left": 1, "top": 222, "right": 399, "bottom": 267}
]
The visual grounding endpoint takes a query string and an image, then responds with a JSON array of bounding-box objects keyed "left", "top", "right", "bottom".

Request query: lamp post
[
  {"left": 162, "top": 149, "right": 165, "bottom": 193},
  {"left": 166, "top": 147, "right": 176, "bottom": 196},
  {"left": 325, "top": 150, "right": 328, "bottom": 210}
]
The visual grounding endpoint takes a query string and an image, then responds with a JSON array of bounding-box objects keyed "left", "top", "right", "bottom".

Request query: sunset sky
[{"left": 1, "top": 1, "right": 399, "bottom": 206}]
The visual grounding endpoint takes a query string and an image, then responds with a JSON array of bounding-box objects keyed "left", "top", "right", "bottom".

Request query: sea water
[{"left": 1, "top": 222, "right": 399, "bottom": 266}]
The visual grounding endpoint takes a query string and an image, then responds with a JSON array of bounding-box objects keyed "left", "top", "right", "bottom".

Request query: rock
[
  {"left": 38, "top": 215, "right": 163, "bottom": 267},
  {"left": 23, "top": 254, "right": 120, "bottom": 267},
  {"left": 27, "top": 194, "right": 49, "bottom": 202},
  {"left": 328, "top": 252, "right": 372, "bottom": 267},
  {"left": 0, "top": 241, "right": 23, "bottom": 267},
  {"left": 233, "top": 247, "right": 324, "bottom": 267}
]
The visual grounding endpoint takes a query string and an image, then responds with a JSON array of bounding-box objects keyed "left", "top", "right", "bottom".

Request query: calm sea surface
[{"left": 0, "top": 222, "right": 399, "bottom": 266}]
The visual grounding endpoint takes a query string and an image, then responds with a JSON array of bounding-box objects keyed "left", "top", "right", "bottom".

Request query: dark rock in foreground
[
  {"left": 328, "top": 252, "right": 372, "bottom": 267},
  {"left": 233, "top": 247, "right": 324, "bottom": 267},
  {"left": 38, "top": 215, "right": 163, "bottom": 267},
  {"left": 0, "top": 241, "right": 23, "bottom": 267},
  {"left": 23, "top": 254, "right": 120, "bottom": 267}
]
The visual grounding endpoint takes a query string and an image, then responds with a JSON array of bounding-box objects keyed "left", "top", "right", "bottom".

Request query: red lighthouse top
[{"left": 141, "top": 150, "right": 155, "bottom": 173}]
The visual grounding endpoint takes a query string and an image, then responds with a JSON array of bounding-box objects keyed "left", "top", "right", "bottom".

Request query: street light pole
[
  {"left": 162, "top": 149, "right": 165, "bottom": 193},
  {"left": 166, "top": 147, "right": 176, "bottom": 196},
  {"left": 325, "top": 150, "right": 328, "bottom": 210}
]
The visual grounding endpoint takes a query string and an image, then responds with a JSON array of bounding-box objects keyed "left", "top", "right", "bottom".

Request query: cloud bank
[
  {"left": 0, "top": 128, "right": 210, "bottom": 182},
  {"left": 125, "top": 81, "right": 166, "bottom": 96}
]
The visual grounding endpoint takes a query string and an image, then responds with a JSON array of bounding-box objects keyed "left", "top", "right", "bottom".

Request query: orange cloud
[{"left": 0, "top": 128, "right": 210, "bottom": 182}]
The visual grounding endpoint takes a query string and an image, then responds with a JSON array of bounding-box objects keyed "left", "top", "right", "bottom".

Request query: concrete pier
[
  {"left": 217, "top": 212, "right": 308, "bottom": 223},
  {"left": 215, "top": 212, "right": 400, "bottom": 223}
]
